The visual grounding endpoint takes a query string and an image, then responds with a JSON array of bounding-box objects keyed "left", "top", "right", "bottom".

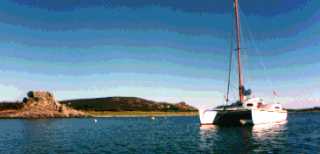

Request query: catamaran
[{"left": 199, "top": 0, "right": 287, "bottom": 126}]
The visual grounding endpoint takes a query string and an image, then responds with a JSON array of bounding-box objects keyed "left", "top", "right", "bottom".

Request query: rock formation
[{"left": 0, "top": 91, "right": 86, "bottom": 118}]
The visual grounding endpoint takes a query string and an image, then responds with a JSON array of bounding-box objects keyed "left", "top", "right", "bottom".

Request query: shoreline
[
  {"left": 86, "top": 111, "right": 198, "bottom": 117},
  {"left": 1, "top": 110, "right": 319, "bottom": 119},
  {"left": 0, "top": 110, "right": 198, "bottom": 119}
]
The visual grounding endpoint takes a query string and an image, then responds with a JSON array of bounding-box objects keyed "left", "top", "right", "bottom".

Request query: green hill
[{"left": 60, "top": 97, "right": 197, "bottom": 112}]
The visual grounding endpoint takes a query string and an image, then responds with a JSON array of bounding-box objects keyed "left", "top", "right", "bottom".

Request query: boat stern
[{"left": 199, "top": 108, "right": 217, "bottom": 125}]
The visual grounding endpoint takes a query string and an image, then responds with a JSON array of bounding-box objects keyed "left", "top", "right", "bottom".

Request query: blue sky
[{"left": 0, "top": 0, "right": 319, "bottom": 108}]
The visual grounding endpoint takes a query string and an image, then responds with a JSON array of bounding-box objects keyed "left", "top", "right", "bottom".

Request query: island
[
  {"left": 0, "top": 91, "right": 198, "bottom": 118},
  {"left": 287, "top": 107, "right": 320, "bottom": 112}
]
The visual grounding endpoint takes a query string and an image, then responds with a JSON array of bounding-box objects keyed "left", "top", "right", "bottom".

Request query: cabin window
[{"left": 247, "top": 103, "right": 253, "bottom": 107}]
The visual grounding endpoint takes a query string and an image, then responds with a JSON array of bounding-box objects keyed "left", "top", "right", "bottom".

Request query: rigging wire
[
  {"left": 225, "top": 31, "right": 234, "bottom": 105},
  {"left": 224, "top": 4, "right": 237, "bottom": 105},
  {"left": 237, "top": 6, "right": 277, "bottom": 102},
  {"left": 236, "top": 6, "right": 251, "bottom": 90}
]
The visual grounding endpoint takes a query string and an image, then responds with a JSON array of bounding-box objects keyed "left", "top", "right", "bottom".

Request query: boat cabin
[
  {"left": 243, "top": 98, "right": 283, "bottom": 111},
  {"left": 243, "top": 98, "right": 264, "bottom": 109}
]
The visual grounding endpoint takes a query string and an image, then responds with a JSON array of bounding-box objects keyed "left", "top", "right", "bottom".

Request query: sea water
[{"left": 0, "top": 112, "right": 319, "bottom": 153}]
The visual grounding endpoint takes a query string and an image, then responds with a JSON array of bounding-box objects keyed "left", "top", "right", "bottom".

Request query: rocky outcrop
[{"left": 0, "top": 91, "right": 87, "bottom": 118}]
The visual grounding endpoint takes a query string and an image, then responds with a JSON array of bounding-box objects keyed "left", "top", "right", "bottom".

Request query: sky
[{"left": 0, "top": 0, "right": 319, "bottom": 109}]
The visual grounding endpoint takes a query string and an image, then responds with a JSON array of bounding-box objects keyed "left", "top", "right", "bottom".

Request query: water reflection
[
  {"left": 251, "top": 121, "right": 288, "bottom": 152},
  {"left": 198, "top": 121, "right": 288, "bottom": 153},
  {"left": 199, "top": 125, "right": 218, "bottom": 133},
  {"left": 252, "top": 121, "right": 288, "bottom": 140},
  {"left": 198, "top": 125, "right": 219, "bottom": 152}
]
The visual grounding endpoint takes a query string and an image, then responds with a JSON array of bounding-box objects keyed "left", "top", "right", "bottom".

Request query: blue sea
[{"left": 0, "top": 112, "right": 319, "bottom": 153}]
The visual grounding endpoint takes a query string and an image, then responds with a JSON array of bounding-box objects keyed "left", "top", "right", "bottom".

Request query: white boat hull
[
  {"left": 199, "top": 108, "right": 287, "bottom": 126},
  {"left": 199, "top": 109, "right": 217, "bottom": 125},
  {"left": 251, "top": 109, "right": 287, "bottom": 125}
]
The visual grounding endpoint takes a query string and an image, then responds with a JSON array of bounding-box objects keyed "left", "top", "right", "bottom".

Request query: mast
[{"left": 233, "top": 0, "right": 244, "bottom": 103}]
